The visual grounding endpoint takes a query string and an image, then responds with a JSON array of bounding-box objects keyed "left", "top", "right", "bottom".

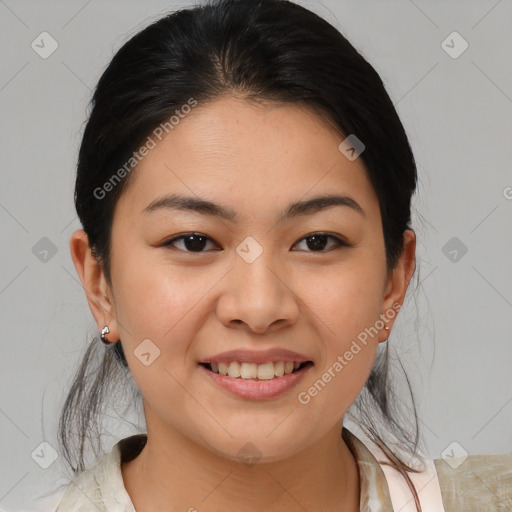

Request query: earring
[
  {"left": 384, "top": 325, "right": 390, "bottom": 331},
  {"left": 100, "top": 325, "right": 111, "bottom": 345}
]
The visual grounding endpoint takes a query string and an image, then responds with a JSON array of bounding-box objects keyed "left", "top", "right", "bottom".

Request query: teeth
[
  {"left": 274, "top": 361, "right": 284, "bottom": 377},
  {"left": 211, "top": 361, "right": 306, "bottom": 379},
  {"left": 257, "top": 362, "right": 275, "bottom": 380},
  {"left": 228, "top": 361, "right": 241, "bottom": 378},
  {"left": 240, "top": 362, "right": 256, "bottom": 379}
]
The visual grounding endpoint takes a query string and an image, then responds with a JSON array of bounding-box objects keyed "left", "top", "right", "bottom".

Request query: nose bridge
[
  {"left": 216, "top": 235, "right": 298, "bottom": 332},
  {"left": 235, "top": 235, "right": 282, "bottom": 299}
]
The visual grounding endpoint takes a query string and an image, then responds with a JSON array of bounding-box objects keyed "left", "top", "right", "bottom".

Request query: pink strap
[
  {"left": 379, "top": 458, "right": 446, "bottom": 512},
  {"left": 348, "top": 424, "right": 446, "bottom": 511}
]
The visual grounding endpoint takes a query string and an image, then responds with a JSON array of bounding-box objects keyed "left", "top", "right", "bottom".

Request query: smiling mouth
[{"left": 199, "top": 361, "right": 314, "bottom": 380}]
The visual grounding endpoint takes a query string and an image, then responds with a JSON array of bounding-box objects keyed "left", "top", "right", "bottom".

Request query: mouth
[
  {"left": 198, "top": 359, "right": 314, "bottom": 400},
  {"left": 198, "top": 360, "right": 314, "bottom": 380}
]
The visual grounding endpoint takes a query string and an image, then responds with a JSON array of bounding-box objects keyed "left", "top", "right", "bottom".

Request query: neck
[{"left": 122, "top": 421, "right": 360, "bottom": 512}]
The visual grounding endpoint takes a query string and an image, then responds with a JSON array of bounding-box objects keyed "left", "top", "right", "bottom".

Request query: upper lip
[{"left": 199, "top": 348, "right": 313, "bottom": 365}]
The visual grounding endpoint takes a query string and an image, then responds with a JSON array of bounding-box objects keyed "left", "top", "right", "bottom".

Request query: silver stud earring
[{"left": 100, "top": 325, "right": 110, "bottom": 345}]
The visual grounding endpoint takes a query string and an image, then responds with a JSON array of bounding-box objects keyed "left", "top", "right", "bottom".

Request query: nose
[{"left": 215, "top": 247, "right": 300, "bottom": 334}]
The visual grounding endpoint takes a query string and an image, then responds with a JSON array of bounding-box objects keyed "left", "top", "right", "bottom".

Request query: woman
[{"left": 48, "top": 0, "right": 511, "bottom": 510}]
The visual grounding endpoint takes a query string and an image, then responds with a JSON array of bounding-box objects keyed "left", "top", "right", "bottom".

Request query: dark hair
[{"left": 59, "top": 0, "right": 423, "bottom": 508}]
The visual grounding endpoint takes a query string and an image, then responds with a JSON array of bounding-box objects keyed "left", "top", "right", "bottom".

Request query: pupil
[
  {"left": 185, "top": 235, "right": 207, "bottom": 251},
  {"left": 307, "top": 235, "right": 327, "bottom": 251}
]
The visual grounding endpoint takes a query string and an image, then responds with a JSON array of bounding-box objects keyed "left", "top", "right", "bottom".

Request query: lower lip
[{"left": 198, "top": 363, "right": 313, "bottom": 400}]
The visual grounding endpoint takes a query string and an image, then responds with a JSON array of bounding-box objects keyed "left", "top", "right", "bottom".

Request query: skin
[{"left": 70, "top": 95, "right": 416, "bottom": 512}]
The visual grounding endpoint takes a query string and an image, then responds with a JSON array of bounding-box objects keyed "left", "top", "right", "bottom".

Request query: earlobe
[{"left": 69, "top": 229, "right": 118, "bottom": 340}]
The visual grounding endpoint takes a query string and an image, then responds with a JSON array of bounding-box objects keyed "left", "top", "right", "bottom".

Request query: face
[{"left": 73, "top": 95, "right": 414, "bottom": 463}]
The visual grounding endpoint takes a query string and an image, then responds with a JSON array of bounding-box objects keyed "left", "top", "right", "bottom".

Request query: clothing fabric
[{"left": 24, "top": 428, "right": 512, "bottom": 511}]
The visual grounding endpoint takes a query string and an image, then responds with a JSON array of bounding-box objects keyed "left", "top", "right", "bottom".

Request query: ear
[
  {"left": 378, "top": 229, "right": 416, "bottom": 343},
  {"left": 69, "top": 229, "right": 119, "bottom": 343}
]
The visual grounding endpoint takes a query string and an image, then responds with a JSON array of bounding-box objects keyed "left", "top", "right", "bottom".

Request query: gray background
[{"left": 1, "top": 0, "right": 511, "bottom": 509}]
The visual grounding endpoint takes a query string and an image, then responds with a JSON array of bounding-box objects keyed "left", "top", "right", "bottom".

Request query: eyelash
[{"left": 161, "top": 232, "right": 349, "bottom": 253}]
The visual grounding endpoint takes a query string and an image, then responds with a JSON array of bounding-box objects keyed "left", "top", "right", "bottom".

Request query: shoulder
[
  {"left": 434, "top": 452, "right": 512, "bottom": 511},
  {"left": 55, "top": 435, "right": 146, "bottom": 511},
  {"left": 54, "top": 456, "right": 113, "bottom": 512},
  {"left": 0, "top": 487, "right": 67, "bottom": 512}
]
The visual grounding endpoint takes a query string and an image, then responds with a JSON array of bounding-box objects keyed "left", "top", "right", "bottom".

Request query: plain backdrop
[{"left": 0, "top": 0, "right": 511, "bottom": 509}]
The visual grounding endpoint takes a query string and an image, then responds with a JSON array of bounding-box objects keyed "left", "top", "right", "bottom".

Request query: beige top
[{"left": 50, "top": 428, "right": 511, "bottom": 511}]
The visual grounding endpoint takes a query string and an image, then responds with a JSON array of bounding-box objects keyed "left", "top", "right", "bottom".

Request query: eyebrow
[{"left": 142, "top": 193, "right": 365, "bottom": 221}]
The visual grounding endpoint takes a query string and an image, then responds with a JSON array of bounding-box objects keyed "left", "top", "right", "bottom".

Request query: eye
[
  {"left": 162, "top": 233, "right": 219, "bottom": 252},
  {"left": 162, "top": 232, "right": 348, "bottom": 253},
  {"left": 292, "top": 233, "right": 348, "bottom": 252}
]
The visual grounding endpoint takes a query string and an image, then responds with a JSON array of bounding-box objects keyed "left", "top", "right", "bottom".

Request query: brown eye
[
  {"left": 292, "top": 233, "right": 348, "bottom": 252},
  {"left": 163, "top": 233, "right": 218, "bottom": 252}
]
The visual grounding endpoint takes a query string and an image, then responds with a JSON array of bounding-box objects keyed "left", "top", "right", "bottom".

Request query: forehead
[{"left": 115, "top": 96, "right": 378, "bottom": 220}]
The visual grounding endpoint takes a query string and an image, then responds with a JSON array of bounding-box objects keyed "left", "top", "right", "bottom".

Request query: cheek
[
  {"left": 113, "top": 239, "right": 194, "bottom": 318},
  {"left": 297, "top": 257, "right": 386, "bottom": 339},
  {"left": 296, "top": 282, "right": 381, "bottom": 424},
  {"left": 292, "top": 257, "right": 385, "bottom": 406},
  {"left": 110, "top": 262, "right": 203, "bottom": 408},
  {"left": 110, "top": 250, "right": 207, "bottom": 357}
]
